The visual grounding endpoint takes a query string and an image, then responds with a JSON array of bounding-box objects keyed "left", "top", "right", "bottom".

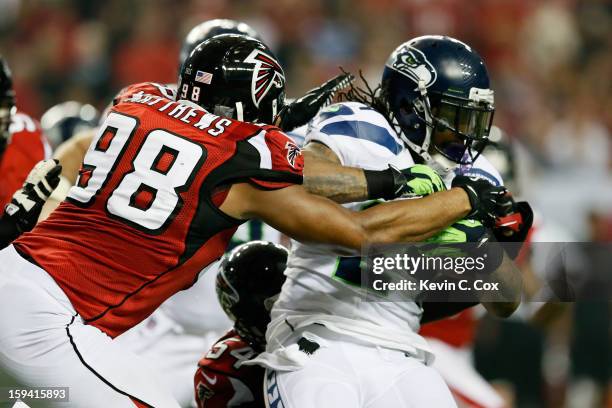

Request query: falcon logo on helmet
[
  {"left": 386, "top": 45, "right": 437, "bottom": 88},
  {"left": 244, "top": 50, "right": 285, "bottom": 108}
]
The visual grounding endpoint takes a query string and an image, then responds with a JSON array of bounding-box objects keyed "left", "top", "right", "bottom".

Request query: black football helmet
[
  {"left": 179, "top": 19, "right": 260, "bottom": 71},
  {"left": 0, "top": 56, "right": 16, "bottom": 156},
  {"left": 216, "top": 240, "right": 288, "bottom": 350},
  {"left": 381, "top": 36, "right": 495, "bottom": 175},
  {"left": 177, "top": 34, "right": 285, "bottom": 124},
  {"left": 40, "top": 101, "right": 100, "bottom": 148}
]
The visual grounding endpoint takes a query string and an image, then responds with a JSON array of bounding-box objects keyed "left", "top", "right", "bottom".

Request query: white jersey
[{"left": 264, "top": 102, "right": 503, "bottom": 367}]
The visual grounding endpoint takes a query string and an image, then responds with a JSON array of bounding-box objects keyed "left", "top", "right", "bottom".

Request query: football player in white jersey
[{"left": 251, "top": 36, "right": 530, "bottom": 408}]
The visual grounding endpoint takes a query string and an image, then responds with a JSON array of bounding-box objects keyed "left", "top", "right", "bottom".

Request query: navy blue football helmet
[
  {"left": 179, "top": 19, "right": 260, "bottom": 71},
  {"left": 381, "top": 36, "right": 495, "bottom": 172}
]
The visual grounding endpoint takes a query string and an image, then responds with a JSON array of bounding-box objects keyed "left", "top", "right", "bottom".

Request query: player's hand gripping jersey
[
  {"left": 262, "top": 102, "right": 503, "bottom": 366},
  {"left": 13, "top": 82, "right": 303, "bottom": 338},
  {"left": 194, "top": 330, "right": 264, "bottom": 408}
]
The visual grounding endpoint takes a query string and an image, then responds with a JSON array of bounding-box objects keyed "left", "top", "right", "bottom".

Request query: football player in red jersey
[
  {"left": 195, "top": 240, "right": 288, "bottom": 408},
  {"left": 0, "top": 56, "right": 61, "bottom": 248},
  {"left": 0, "top": 56, "right": 52, "bottom": 208},
  {"left": 0, "top": 35, "right": 511, "bottom": 407},
  {"left": 32, "top": 21, "right": 359, "bottom": 407}
]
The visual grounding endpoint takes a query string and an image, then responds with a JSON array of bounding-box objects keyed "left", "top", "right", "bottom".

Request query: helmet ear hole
[{"left": 413, "top": 99, "right": 425, "bottom": 113}]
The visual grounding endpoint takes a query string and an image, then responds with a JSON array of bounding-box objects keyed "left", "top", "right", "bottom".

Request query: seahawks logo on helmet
[
  {"left": 386, "top": 45, "right": 437, "bottom": 88},
  {"left": 244, "top": 49, "right": 285, "bottom": 108}
]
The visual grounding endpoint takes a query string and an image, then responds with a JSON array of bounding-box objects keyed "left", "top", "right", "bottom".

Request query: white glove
[{"left": 4, "top": 159, "right": 62, "bottom": 232}]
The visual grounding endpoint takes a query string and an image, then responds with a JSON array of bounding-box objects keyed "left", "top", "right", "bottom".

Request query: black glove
[
  {"left": 451, "top": 175, "right": 512, "bottom": 226},
  {"left": 492, "top": 199, "right": 534, "bottom": 260},
  {"left": 275, "top": 73, "right": 354, "bottom": 131},
  {"left": 3, "top": 159, "right": 62, "bottom": 233}
]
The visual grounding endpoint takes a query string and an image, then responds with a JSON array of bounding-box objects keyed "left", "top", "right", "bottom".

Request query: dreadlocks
[
  {"left": 338, "top": 69, "right": 390, "bottom": 121},
  {"left": 338, "top": 68, "right": 424, "bottom": 165}
]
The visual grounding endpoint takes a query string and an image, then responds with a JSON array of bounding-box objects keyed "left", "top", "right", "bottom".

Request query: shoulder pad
[
  {"left": 308, "top": 102, "right": 402, "bottom": 154},
  {"left": 286, "top": 124, "right": 306, "bottom": 147},
  {"left": 455, "top": 154, "right": 504, "bottom": 186},
  {"left": 113, "top": 82, "right": 177, "bottom": 105}
]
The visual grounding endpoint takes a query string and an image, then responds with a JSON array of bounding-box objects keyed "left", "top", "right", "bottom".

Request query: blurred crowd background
[
  {"left": 0, "top": 0, "right": 610, "bottom": 407},
  {"left": 1, "top": 0, "right": 611, "bottom": 239}
]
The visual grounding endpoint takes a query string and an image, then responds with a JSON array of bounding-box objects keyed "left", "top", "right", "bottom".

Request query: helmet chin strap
[{"left": 393, "top": 79, "right": 457, "bottom": 178}]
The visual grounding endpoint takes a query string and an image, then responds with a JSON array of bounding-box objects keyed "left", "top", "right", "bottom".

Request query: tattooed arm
[{"left": 302, "top": 141, "right": 369, "bottom": 203}]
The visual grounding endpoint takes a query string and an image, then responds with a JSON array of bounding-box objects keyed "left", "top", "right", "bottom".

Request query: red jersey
[
  {"left": 0, "top": 111, "right": 51, "bottom": 210},
  {"left": 419, "top": 309, "right": 476, "bottom": 348},
  {"left": 14, "top": 83, "right": 303, "bottom": 338},
  {"left": 194, "top": 330, "right": 264, "bottom": 408}
]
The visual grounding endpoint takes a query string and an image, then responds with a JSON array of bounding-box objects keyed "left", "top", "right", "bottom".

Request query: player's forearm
[
  {"left": 37, "top": 131, "right": 91, "bottom": 222},
  {"left": 357, "top": 188, "right": 471, "bottom": 243},
  {"left": 38, "top": 196, "right": 61, "bottom": 222},
  {"left": 258, "top": 193, "right": 366, "bottom": 249},
  {"left": 480, "top": 251, "right": 522, "bottom": 317},
  {"left": 303, "top": 155, "right": 368, "bottom": 203},
  {"left": 53, "top": 130, "right": 93, "bottom": 185},
  {"left": 223, "top": 183, "right": 367, "bottom": 250},
  {"left": 302, "top": 144, "right": 370, "bottom": 203}
]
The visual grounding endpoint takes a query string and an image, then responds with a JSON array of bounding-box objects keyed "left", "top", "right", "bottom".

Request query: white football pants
[
  {"left": 264, "top": 324, "right": 457, "bottom": 408},
  {"left": 0, "top": 245, "right": 180, "bottom": 407},
  {"left": 115, "top": 262, "right": 231, "bottom": 407}
]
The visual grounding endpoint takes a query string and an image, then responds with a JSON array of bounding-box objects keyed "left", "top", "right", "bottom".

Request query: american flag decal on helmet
[
  {"left": 244, "top": 49, "right": 285, "bottom": 108},
  {"left": 285, "top": 141, "right": 302, "bottom": 169}
]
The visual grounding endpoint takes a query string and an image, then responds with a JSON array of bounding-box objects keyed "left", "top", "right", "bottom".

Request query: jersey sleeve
[
  {"left": 304, "top": 102, "right": 403, "bottom": 168},
  {"left": 195, "top": 365, "right": 244, "bottom": 408},
  {"left": 194, "top": 332, "right": 263, "bottom": 408},
  {"left": 113, "top": 82, "right": 177, "bottom": 106},
  {"left": 247, "top": 128, "right": 304, "bottom": 190}
]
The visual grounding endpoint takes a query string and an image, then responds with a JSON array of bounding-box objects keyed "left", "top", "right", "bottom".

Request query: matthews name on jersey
[
  {"left": 194, "top": 329, "right": 264, "bottom": 408},
  {"left": 260, "top": 101, "right": 502, "bottom": 368},
  {"left": 13, "top": 82, "right": 304, "bottom": 338},
  {"left": 0, "top": 111, "right": 51, "bottom": 209}
]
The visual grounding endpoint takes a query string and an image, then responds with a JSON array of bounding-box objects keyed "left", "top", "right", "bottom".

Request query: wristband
[
  {"left": 363, "top": 167, "right": 396, "bottom": 200},
  {"left": 0, "top": 209, "right": 21, "bottom": 249}
]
